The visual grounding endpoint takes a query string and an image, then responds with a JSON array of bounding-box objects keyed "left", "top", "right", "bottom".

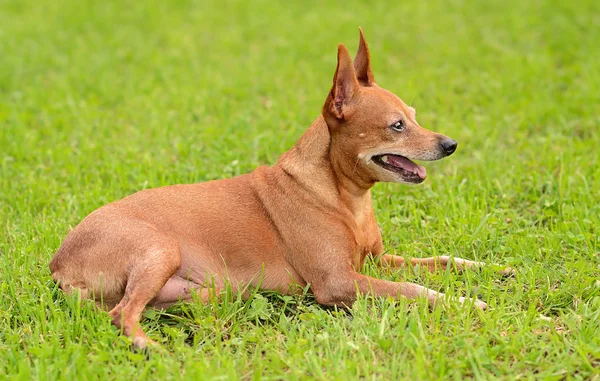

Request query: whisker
[{"left": 351, "top": 156, "right": 361, "bottom": 176}]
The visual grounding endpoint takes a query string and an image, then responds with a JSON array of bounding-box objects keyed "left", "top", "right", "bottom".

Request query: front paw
[
  {"left": 458, "top": 296, "right": 487, "bottom": 310},
  {"left": 499, "top": 266, "right": 516, "bottom": 277},
  {"left": 437, "top": 256, "right": 484, "bottom": 271}
]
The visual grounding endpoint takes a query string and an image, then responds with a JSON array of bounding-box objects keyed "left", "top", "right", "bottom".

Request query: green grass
[{"left": 1, "top": 0, "right": 599, "bottom": 379}]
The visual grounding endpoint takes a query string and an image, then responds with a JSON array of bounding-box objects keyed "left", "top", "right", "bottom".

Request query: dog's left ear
[{"left": 354, "top": 27, "right": 375, "bottom": 86}]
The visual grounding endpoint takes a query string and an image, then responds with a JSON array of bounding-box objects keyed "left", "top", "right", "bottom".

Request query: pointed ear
[
  {"left": 354, "top": 27, "right": 375, "bottom": 86},
  {"left": 326, "top": 44, "right": 360, "bottom": 120}
]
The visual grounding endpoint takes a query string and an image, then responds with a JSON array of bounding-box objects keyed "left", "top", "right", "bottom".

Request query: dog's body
[{"left": 51, "top": 29, "right": 489, "bottom": 348}]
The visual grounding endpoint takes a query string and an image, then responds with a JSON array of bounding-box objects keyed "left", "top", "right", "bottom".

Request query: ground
[{"left": 1, "top": 0, "right": 599, "bottom": 379}]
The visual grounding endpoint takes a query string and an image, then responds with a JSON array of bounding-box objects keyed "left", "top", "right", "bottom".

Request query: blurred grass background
[{"left": 1, "top": 0, "right": 599, "bottom": 379}]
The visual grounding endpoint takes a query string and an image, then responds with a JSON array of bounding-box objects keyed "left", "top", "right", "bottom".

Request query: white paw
[
  {"left": 458, "top": 296, "right": 487, "bottom": 310},
  {"left": 499, "top": 266, "right": 516, "bottom": 276},
  {"left": 453, "top": 258, "right": 485, "bottom": 270},
  {"left": 132, "top": 336, "right": 157, "bottom": 350}
]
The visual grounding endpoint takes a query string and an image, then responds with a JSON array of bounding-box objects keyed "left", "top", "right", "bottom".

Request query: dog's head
[{"left": 323, "top": 29, "right": 457, "bottom": 186}]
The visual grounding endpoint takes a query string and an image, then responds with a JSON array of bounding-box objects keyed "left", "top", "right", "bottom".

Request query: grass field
[{"left": 1, "top": 0, "right": 599, "bottom": 379}]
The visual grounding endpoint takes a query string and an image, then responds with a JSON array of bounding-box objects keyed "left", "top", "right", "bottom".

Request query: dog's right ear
[
  {"left": 354, "top": 27, "right": 375, "bottom": 86},
  {"left": 324, "top": 44, "right": 359, "bottom": 121}
]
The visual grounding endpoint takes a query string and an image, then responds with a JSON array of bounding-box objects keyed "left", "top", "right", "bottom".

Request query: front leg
[
  {"left": 312, "top": 271, "right": 487, "bottom": 309},
  {"left": 368, "top": 231, "right": 485, "bottom": 272},
  {"left": 378, "top": 254, "right": 514, "bottom": 275},
  {"left": 379, "top": 254, "right": 485, "bottom": 272}
]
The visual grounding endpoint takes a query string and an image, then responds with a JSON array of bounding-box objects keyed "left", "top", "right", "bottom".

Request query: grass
[{"left": 1, "top": 0, "right": 599, "bottom": 379}]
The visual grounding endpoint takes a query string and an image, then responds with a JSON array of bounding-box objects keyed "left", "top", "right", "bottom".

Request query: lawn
[{"left": 1, "top": 0, "right": 599, "bottom": 379}]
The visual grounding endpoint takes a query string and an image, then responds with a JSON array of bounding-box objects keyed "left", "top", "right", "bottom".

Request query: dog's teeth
[{"left": 381, "top": 155, "right": 389, "bottom": 163}]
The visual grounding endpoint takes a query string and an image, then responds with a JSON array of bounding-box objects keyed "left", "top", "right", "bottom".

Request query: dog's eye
[{"left": 390, "top": 120, "right": 405, "bottom": 132}]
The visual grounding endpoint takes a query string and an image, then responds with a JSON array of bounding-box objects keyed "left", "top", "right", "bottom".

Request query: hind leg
[
  {"left": 108, "top": 243, "right": 182, "bottom": 349},
  {"left": 148, "top": 276, "right": 220, "bottom": 309}
]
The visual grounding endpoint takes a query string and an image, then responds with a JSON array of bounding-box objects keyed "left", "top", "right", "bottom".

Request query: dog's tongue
[{"left": 387, "top": 155, "right": 427, "bottom": 179}]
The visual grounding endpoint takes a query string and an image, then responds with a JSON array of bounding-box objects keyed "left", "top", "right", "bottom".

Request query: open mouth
[{"left": 372, "top": 154, "right": 427, "bottom": 183}]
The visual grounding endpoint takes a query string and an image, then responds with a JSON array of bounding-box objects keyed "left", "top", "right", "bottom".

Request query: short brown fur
[{"left": 50, "top": 29, "right": 495, "bottom": 348}]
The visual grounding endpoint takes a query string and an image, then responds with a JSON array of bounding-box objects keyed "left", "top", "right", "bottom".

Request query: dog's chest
[
  {"left": 350, "top": 220, "right": 377, "bottom": 270},
  {"left": 352, "top": 243, "right": 370, "bottom": 270},
  {"left": 348, "top": 198, "right": 378, "bottom": 269}
]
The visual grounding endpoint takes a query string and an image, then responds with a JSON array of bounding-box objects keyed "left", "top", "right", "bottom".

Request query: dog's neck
[{"left": 277, "top": 115, "right": 373, "bottom": 216}]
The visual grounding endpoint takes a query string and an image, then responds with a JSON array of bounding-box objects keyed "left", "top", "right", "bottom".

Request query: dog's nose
[{"left": 440, "top": 139, "right": 458, "bottom": 156}]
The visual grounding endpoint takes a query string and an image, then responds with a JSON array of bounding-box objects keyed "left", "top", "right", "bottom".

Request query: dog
[{"left": 50, "top": 29, "right": 493, "bottom": 349}]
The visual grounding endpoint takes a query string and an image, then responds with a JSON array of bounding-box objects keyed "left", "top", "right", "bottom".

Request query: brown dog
[{"left": 50, "top": 29, "right": 490, "bottom": 349}]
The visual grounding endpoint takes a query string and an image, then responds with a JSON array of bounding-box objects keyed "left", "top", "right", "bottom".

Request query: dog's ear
[
  {"left": 354, "top": 27, "right": 375, "bottom": 86},
  {"left": 325, "top": 44, "right": 360, "bottom": 121}
]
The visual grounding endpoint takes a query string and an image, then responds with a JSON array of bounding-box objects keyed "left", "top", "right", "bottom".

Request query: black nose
[{"left": 440, "top": 139, "right": 458, "bottom": 156}]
